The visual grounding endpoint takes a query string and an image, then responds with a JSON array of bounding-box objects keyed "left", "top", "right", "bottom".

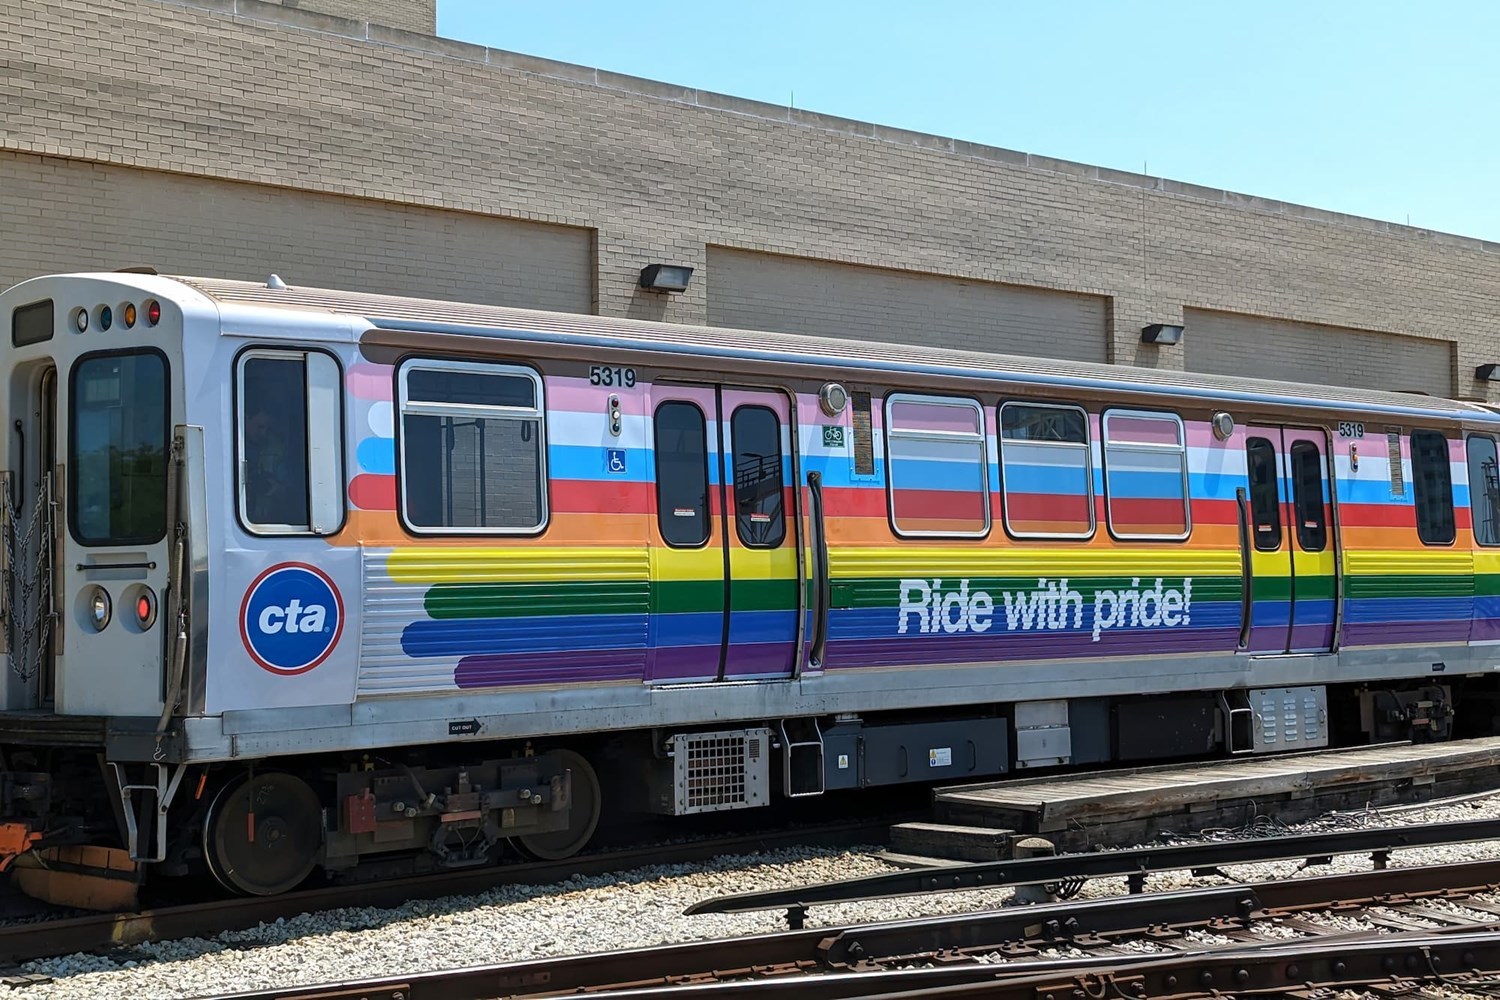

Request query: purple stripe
[
  {"left": 1470, "top": 618, "right": 1500, "bottom": 641},
  {"left": 1343, "top": 621, "right": 1471, "bottom": 647},
  {"left": 454, "top": 649, "right": 646, "bottom": 689},
  {"left": 724, "top": 641, "right": 796, "bottom": 678},
  {"left": 1287, "top": 622, "right": 1334, "bottom": 653},
  {"left": 649, "top": 645, "right": 720, "bottom": 682},
  {"left": 825, "top": 627, "right": 1240, "bottom": 667}
]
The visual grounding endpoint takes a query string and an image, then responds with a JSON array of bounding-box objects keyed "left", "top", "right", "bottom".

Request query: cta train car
[{"left": 0, "top": 270, "right": 1496, "bottom": 897}]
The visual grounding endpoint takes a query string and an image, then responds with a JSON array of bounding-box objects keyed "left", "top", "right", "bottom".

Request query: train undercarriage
[{"left": 0, "top": 674, "right": 1491, "bottom": 908}]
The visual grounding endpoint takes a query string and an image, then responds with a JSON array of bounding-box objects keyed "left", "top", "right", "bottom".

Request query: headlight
[{"left": 88, "top": 587, "right": 112, "bottom": 631}]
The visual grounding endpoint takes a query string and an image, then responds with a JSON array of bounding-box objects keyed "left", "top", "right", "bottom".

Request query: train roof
[{"left": 156, "top": 274, "right": 1500, "bottom": 424}]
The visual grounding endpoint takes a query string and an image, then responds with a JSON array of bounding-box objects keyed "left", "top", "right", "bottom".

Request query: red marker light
[
  {"left": 145, "top": 300, "right": 161, "bottom": 326},
  {"left": 134, "top": 590, "right": 157, "bottom": 629}
]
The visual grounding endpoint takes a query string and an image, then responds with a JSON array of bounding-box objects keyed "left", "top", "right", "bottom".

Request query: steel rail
[
  {"left": 686, "top": 816, "right": 1500, "bottom": 918},
  {"left": 0, "top": 819, "right": 892, "bottom": 966},
  {"left": 193, "top": 857, "right": 1500, "bottom": 1000}
]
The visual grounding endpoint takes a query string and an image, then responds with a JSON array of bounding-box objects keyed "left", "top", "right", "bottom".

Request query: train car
[{"left": 0, "top": 270, "right": 1496, "bottom": 898}]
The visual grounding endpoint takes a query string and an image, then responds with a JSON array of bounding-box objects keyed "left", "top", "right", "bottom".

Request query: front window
[{"left": 70, "top": 350, "right": 168, "bottom": 545}]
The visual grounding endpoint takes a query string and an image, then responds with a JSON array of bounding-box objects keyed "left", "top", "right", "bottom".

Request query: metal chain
[{"left": 3, "top": 475, "right": 54, "bottom": 684}]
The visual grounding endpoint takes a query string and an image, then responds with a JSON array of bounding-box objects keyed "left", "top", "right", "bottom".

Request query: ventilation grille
[{"left": 670, "top": 728, "right": 772, "bottom": 815}]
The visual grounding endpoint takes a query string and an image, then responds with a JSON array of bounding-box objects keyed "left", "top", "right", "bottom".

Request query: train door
[
  {"left": 1242, "top": 425, "right": 1336, "bottom": 654},
  {"left": 5, "top": 363, "right": 61, "bottom": 708},
  {"left": 647, "top": 385, "right": 800, "bottom": 683}
]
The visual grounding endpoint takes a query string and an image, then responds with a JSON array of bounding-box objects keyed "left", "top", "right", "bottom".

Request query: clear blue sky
[{"left": 437, "top": 1, "right": 1500, "bottom": 241}]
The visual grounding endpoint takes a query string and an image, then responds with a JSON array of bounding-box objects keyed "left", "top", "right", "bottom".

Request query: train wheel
[
  {"left": 515, "top": 749, "right": 602, "bottom": 861},
  {"left": 203, "top": 773, "right": 322, "bottom": 896}
]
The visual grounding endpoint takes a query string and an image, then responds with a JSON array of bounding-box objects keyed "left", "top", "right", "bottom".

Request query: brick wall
[
  {"left": 709, "top": 248, "right": 1107, "bottom": 362},
  {"left": 4, "top": 0, "right": 1500, "bottom": 397},
  {"left": 0, "top": 152, "right": 594, "bottom": 313},
  {"left": 264, "top": 0, "right": 434, "bottom": 34},
  {"left": 1184, "top": 308, "right": 1455, "bottom": 398}
]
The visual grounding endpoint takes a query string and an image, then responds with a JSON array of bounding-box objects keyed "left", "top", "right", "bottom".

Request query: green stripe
[
  {"left": 829, "top": 576, "right": 1242, "bottom": 610},
  {"left": 1345, "top": 574, "right": 1475, "bottom": 599},
  {"left": 425, "top": 581, "right": 650, "bottom": 619},
  {"left": 426, "top": 578, "right": 800, "bottom": 618}
]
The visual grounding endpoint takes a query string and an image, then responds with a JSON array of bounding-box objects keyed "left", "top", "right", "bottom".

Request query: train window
[
  {"left": 1245, "top": 437, "right": 1281, "bottom": 551},
  {"left": 69, "top": 350, "right": 168, "bottom": 546},
  {"left": 1468, "top": 435, "right": 1500, "bottom": 547},
  {"left": 398, "top": 359, "right": 547, "bottom": 534},
  {"left": 1102, "top": 409, "right": 1190, "bottom": 541},
  {"left": 1289, "top": 441, "right": 1327, "bottom": 552},
  {"left": 884, "top": 394, "right": 989, "bottom": 538},
  {"left": 998, "top": 402, "right": 1093, "bottom": 538},
  {"left": 236, "top": 350, "right": 344, "bottom": 535},
  {"left": 731, "top": 405, "right": 786, "bottom": 549},
  {"left": 1410, "top": 429, "right": 1455, "bottom": 545},
  {"left": 655, "top": 401, "right": 710, "bottom": 547},
  {"left": 11, "top": 299, "right": 53, "bottom": 347}
]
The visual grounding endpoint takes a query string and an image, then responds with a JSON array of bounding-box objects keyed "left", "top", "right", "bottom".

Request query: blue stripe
[{"left": 402, "top": 614, "right": 648, "bottom": 657}]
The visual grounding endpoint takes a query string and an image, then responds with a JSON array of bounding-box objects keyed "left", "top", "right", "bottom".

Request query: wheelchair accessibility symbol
[{"left": 606, "top": 448, "right": 627, "bottom": 474}]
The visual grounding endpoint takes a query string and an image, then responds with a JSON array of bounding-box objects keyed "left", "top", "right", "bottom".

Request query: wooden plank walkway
[{"left": 915, "top": 736, "right": 1500, "bottom": 849}]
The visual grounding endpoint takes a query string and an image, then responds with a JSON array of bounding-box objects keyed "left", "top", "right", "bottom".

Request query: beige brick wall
[
  {"left": 263, "top": 0, "right": 434, "bottom": 34},
  {"left": 709, "top": 248, "right": 1107, "bottom": 362},
  {"left": 1184, "top": 308, "right": 1455, "bottom": 398},
  {"left": 4, "top": 0, "right": 1499, "bottom": 398},
  {"left": 0, "top": 152, "right": 594, "bottom": 313}
]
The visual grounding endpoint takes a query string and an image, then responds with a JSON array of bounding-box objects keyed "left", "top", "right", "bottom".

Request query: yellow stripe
[
  {"left": 829, "top": 547, "right": 1242, "bottom": 578},
  {"left": 1473, "top": 550, "right": 1500, "bottom": 575},
  {"left": 650, "top": 546, "right": 799, "bottom": 581},
  {"left": 1344, "top": 549, "right": 1475, "bottom": 576},
  {"left": 386, "top": 547, "right": 649, "bottom": 584}
]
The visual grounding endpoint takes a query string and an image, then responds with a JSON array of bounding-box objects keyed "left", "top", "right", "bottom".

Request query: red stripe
[
  {"left": 891, "top": 488, "right": 987, "bottom": 522},
  {"left": 349, "top": 474, "right": 396, "bottom": 511}
]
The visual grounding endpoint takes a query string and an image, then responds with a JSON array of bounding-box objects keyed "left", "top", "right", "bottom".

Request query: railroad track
[
  {"left": 197, "top": 855, "right": 1500, "bottom": 999},
  {"left": 0, "top": 818, "right": 893, "bottom": 969}
]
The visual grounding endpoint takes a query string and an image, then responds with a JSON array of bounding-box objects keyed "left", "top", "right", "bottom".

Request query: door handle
[
  {"left": 1235, "top": 486, "right": 1254, "bottom": 649},
  {"left": 806, "top": 470, "right": 830, "bottom": 669}
]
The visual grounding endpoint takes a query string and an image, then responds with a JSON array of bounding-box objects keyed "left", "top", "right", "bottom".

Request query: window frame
[
  {"left": 653, "top": 399, "right": 712, "bottom": 550},
  {"left": 729, "top": 403, "right": 787, "bottom": 550},
  {"left": 1101, "top": 407, "right": 1192, "bottom": 543},
  {"left": 67, "top": 347, "right": 171, "bottom": 547},
  {"left": 883, "top": 392, "right": 991, "bottom": 540},
  {"left": 996, "top": 400, "right": 1095, "bottom": 541},
  {"left": 1244, "top": 435, "right": 1282, "bottom": 552},
  {"left": 1410, "top": 428, "right": 1456, "bottom": 547},
  {"left": 1468, "top": 433, "right": 1500, "bottom": 548},
  {"left": 395, "top": 356, "right": 549, "bottom": 537},
  {"left": 1288, "top": 440, "right": 1328, "bottom": 553},
  {"left": 233, "top": 346, "right": 347, "bottom": 537}
]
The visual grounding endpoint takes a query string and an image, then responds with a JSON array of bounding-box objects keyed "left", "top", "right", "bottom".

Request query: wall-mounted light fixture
[
  {"left": 1477, "top": 364, "right": 1499, "bottom": 381},
  {"left": 638, "top": 264, "right": 694, "bottom": 293},
  {"left": 1141, "top": 323, "right": 1185, "bottom": 345}
]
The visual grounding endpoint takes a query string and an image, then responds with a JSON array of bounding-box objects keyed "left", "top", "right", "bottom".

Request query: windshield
[{"left": 69, "top": 350, "right": 168, "bottom": 545}]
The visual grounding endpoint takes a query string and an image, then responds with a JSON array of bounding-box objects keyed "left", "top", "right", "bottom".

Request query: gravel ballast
[{"left": 6, "top": 791, "right": 1500, "bottom": 999}]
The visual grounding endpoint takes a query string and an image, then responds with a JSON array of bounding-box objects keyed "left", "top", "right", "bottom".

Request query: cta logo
[{"left": 240, "top": 562, "right": 344, "bottom": 675}]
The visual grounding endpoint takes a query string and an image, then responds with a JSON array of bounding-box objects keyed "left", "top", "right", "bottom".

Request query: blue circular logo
[{"left": 239, "top": 563, "right": 344, "bottom": 675}]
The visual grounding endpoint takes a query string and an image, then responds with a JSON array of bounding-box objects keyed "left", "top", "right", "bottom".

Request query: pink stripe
[
  {"left": 1106, "top": 414, "right": 1182, "bottom": 447},
  {"left": 348, "top": 363, "right": 393, "bottom": 402},
  {"left": 545, "top": 379, "right": 650, "bottom": 416},
  {"left": 889, "top": 400, "right": 981, "bottom": 435}
]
